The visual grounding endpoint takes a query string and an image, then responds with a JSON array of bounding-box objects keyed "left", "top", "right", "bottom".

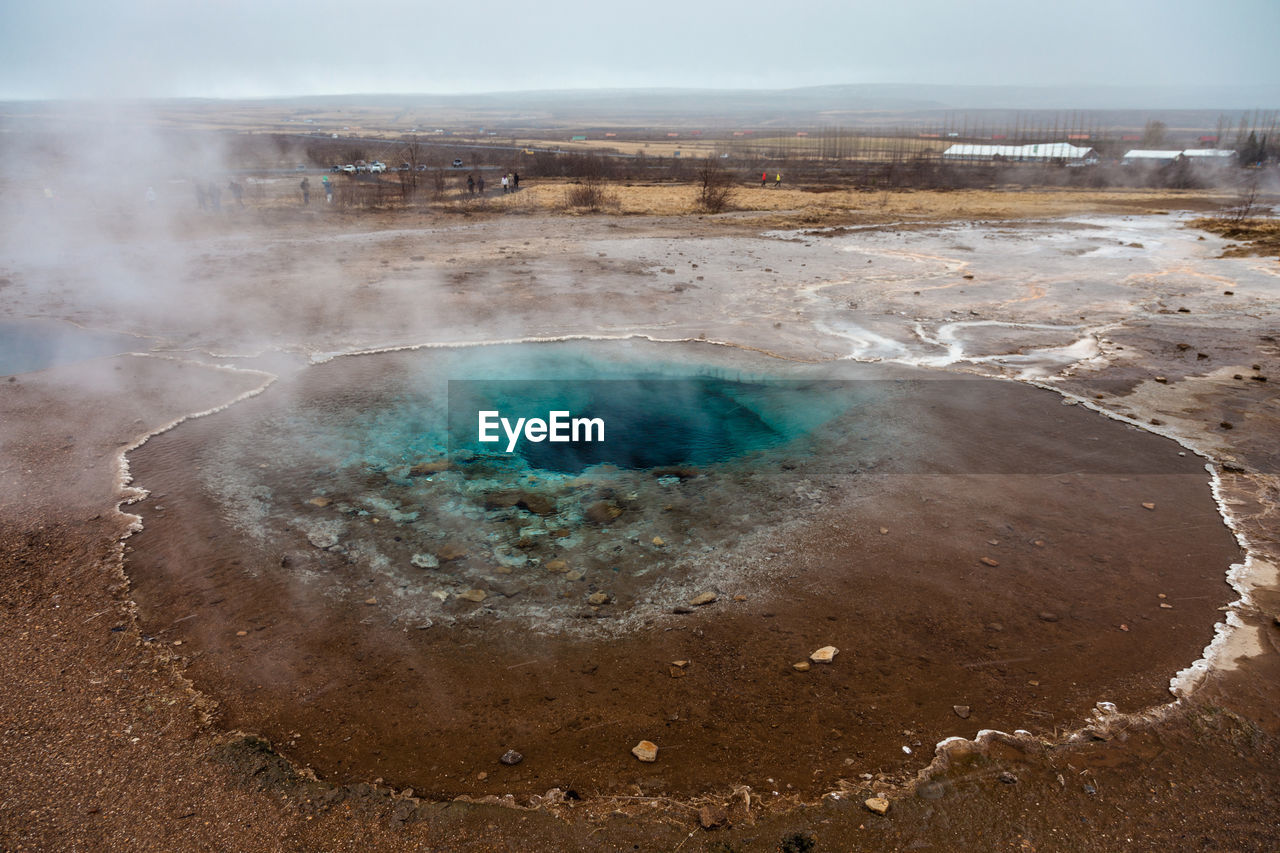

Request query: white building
[
  {"left": 1120, "top": 150, "right": 1184, "bottom": 165},
  {"left": 942, "top": 142, "right": 1099, "bottom": 165},
  {"left": 1121, "top": 148, "right": 1238, "bottom": 166}
]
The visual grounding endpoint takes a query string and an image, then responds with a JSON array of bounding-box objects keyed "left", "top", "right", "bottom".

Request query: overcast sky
[{"left": 2, "top": 0, "right": 1279, "bottom": 100}]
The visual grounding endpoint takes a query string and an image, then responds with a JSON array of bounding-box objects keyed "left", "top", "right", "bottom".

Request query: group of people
[
  {"left": 194, "top": 180, "right": 246, "bottom": 211},
  {"left": 761, "top": 171, "right": 783, "bottom": 187},
  {"left": 299, "top": 176, "right": 335, "bottom": 205},
  {"left": 465, "top": 172, "right": 520, "bottom": 195}
]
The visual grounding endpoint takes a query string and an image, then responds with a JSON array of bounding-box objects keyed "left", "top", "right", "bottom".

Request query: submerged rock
[
  {"left": 436, "top": 543, "right": 468, "bottom": 562},
  {"left": 689, "top": 591, "right": 717, "bottom": 607},
  {"left": 410, "top": 553, "right": 439, "bottom": 569},
  {"left": 585, "top": 501, "right": 623, "bottom": 524},
  {"left": 865, "top": 797, "right": 889, "bottom": 815}
]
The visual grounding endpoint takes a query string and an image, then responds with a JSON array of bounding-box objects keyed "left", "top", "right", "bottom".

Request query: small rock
[
  {"left": 672, "top": 606, "right": 694, "bottom": 615},
  {"left": 587, "top": 592, "right": 610, "bottom": 606},
  {"left": 998, "top": 771, "right": 1018, "bottom": 784},
  {"left": 980, "top": 557, "right": 999, "bottom": 567},
  {"left": 1033, "top": 539, "right": 1046, "bottom": 548},
  {"left": 545, "top": 559, "right": 569, "bottom": 573},
  {"left": 565, "top": 569, "right": 585, "bottom": 581},
  {"left": 459, "top": 589, "right": 487, "bottom": 603},
  {"left": 690, "top": 591, "right": 717, "bottom": 607},
  {"left": 671, "top": 660, "right": 690, "bottom": 668},
  {"left": 409, "top": 460, "right": 451, "bottom": 476},
  {"left": 668, "top": 666, "right": 687, "bottom": 679},
  {"left": 793, "top": 661, "right": 811, "bottom": 672},
  {"left": 864, "top": 797, "right": 890, "bottom": 815},
  {"left": 308, "top": 496, "right": 332, "bottom": 507},
  {"left": 733, "top": 594, "right": 747, "bottom": 601},
  {"left": 953, "top": 705, "right": 971, "bottom": 719},
  {"left": 810, "top": 646, "right": 839, "bottom": 664},
  {"left": 879, "top": 527, "right": 889, "bottom": 535},
  {"left": 364, "top": 597, "right": 378, "bottom": 605},
  {"left": 1160, "top": 603, "right": 1173, "bottom": 609},
  {"left": 1038, "top": 611, "right": 1059, "bottom": 623},
  {"left": 235, "top": 630, "right": 248, "bottom": 637},
  {"left": 651, "top": 536, "right": 665, "bottom": 546},
  {"left": 1154, "top": 376, "right": 1168, "bottom": 384},
  {"left": 499, "top": 749, "right": 523, "bottom": 766},
  {"left": 631, "top": 740, "right": 658, "bottom": 762},
  {"left": 1220, "top": 421, "right": 1234, "bottom": 430},
  {"left": 987, "top": 539, "right": 999, "bottom": 546},
  {"left": 1142, "top": 502, "right": 1155, "bottom": 510},
  {"left": 476, "top": 771, "right": 488, "bottom": 781},
  {"left": 698, "top": 804, "right": 728, "bottom": 829}
]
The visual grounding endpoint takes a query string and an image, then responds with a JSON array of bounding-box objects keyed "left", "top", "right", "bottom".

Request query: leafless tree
[{"left": 695, "top": 159, "right": 736, "bottom": 213}]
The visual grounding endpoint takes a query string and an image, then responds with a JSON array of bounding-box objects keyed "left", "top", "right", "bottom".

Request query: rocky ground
[{"left": 1, "top": 190, "right": 1278, "bottom": 851}]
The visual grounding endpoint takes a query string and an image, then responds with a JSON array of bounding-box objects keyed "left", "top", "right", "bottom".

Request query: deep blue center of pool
[{"left": 448, "top": 377, "right": 818, "bottom": 473}]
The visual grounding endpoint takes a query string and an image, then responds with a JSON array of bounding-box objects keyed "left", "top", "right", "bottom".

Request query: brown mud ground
[{"left": 2, "top": 190, "right": 1279, "bottom": 851}]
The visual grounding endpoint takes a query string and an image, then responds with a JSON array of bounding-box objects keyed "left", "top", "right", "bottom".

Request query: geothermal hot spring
[{"left": 125, "top": 338, "right": 1239, "bottom": 800}]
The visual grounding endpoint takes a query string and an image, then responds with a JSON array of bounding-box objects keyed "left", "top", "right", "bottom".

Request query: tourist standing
[
  {"left": 300, "top": 177, "right": 310, "bottom": 206},
  {"left": 467, "top": 174, "right": 475, "bottom": 195}
]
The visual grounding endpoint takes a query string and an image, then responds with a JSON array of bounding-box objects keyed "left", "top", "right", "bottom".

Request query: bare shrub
[
  {"left": 565, "top": 177, "right": 612, "bottom": 210},
  {"left": 696, "top": 160, "right": 736, "bottom": 213},
  {"left": 563, "top": 156, "right": 615, "bottom": 211},
  {"left": 1225, "top": 174, "right": 1262, "bottom": 224}
]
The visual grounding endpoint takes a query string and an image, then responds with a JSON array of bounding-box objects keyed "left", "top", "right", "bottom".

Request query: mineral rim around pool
[{"left": 125, "top": 338, "right": 1239, "bottom": 800}]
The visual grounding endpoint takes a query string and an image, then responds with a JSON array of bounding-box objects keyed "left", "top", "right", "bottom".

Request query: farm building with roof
[{"left": 941, "top": 142, "right": 1099, "bottom": 165}]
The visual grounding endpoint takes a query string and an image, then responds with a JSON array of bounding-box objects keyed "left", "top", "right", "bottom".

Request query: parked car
[
  {"left": 451, "top": 158, "right": 464, "bottom": 168},
  {"left": 341, "top": 164, "right": 356, "bottom": 174},
  {"left": 330, "top": 165, "right": 344, "bottom": 172},
  {"left": 416, "top": 164, "right": 429, "bottom": 172},
  {"left": 397, "top": 163, "right": 411, "bottom": 172},
  {"left": 369, "top": 161, "right": 387, "bottom": 173}
]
